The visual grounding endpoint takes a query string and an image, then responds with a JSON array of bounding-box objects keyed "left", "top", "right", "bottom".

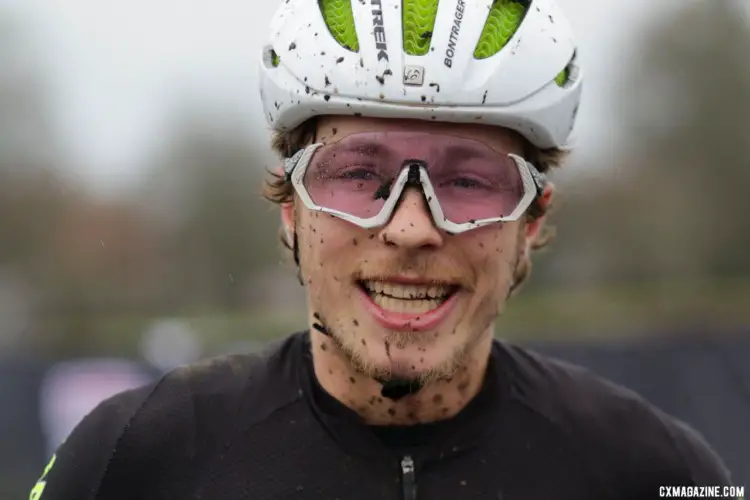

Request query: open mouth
[{"left": 357, "top": 280, "right": 460, "bottom": 314}]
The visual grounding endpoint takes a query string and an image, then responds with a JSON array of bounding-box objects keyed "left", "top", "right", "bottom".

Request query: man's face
[{"left": 285, "top": 116, "right": 535, "bottom": 384}]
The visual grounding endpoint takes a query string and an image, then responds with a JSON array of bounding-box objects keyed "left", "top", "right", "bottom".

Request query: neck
[{"left": 309, "top": 328, "right": 494, "bottom": 426}]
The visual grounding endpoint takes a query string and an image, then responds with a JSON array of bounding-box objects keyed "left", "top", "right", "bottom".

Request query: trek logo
[
  {"left": 444, "top": 0, "right": 465, "bottom": 68},
  {"left": 371, "top": 0, "right": 389, "bottom": 61}
]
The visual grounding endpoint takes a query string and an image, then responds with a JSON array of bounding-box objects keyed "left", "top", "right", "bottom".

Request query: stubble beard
[{"left": 325, "top": 317, "right": 496, "bottom": 386}]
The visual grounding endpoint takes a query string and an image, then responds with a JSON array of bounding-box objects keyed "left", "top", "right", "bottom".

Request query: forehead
[{"left": 315, "top": 116, "right": 526, "bottom": 154}]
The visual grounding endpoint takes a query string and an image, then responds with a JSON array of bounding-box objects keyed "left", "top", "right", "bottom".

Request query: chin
[{"left": 363, "top": 333, "right": 462, "bottom": 382}]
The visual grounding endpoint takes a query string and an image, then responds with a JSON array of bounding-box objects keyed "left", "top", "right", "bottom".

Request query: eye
[
  {"left": 340, "top": 167, "right": 377, "bottom": 180},
  {"left": 449, "top": 177, "right": 487, "bottom": 189}
]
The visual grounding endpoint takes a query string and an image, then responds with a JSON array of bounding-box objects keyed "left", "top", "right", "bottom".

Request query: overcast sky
[{"left": 2, "top": 0, "right": 692, "bottom": 195}]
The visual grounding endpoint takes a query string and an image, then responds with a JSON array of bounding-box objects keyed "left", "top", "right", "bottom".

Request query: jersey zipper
[{"left": 400, "top": 455, "right": 417, "bottom": 500}]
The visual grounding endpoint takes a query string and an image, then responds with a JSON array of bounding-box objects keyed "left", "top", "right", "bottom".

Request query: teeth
[
  {"left": 371, "top": 294, "right": 443, "bottom": 314},
  {"left": 361, "top": 281, "right": 453, "bottom": 300}
]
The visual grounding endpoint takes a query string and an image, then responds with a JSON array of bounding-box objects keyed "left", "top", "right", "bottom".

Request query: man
[{"left": 31, "top": 0, "right": 739, "bottom": 498}]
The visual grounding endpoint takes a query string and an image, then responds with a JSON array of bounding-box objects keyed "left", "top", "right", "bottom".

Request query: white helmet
[{"left": 259, "top": 0, "right": 582, "bottom": 149}]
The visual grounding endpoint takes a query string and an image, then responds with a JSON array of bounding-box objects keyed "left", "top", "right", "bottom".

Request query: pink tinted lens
[
  {"left": 302, "top": 132, "right": 525, "bottom": 223},
  {"left": 429, "top": 152, "right": 523, "bottom": 223}
]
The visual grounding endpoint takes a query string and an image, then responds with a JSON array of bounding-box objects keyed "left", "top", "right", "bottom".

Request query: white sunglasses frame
[{"left": 283, "top": 142, "right": 547, "bottom": 234}]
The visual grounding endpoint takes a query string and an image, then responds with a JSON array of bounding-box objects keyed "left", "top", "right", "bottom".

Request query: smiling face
[{"left": 283, "top": 116, "right": 538, "bottom": 385}]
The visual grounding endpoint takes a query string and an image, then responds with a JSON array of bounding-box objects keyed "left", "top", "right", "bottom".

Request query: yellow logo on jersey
[{"left": 29, "top": 454, "right": 57, "bottom": 500}]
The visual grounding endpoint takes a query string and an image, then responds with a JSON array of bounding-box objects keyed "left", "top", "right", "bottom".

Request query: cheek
[
  {"left": 469, "top": 228, "right": 518, "bottom": 281},
  {"left": 298, "top": 212, "right": 357, "bottom": 285}
]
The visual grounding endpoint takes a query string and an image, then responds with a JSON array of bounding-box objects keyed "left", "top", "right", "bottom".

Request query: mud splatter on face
[
  {"left": 373, "top": 177, "right": 394, "bottom": 201},
  {"left": 457, "top": 379, "right": 470, "bottom": 396},
  {"left": 312, "top": 312, "right": 331, "bottom": 337},
  {"left": 433, "top": 394, "right": 443, "bottom": 405}
]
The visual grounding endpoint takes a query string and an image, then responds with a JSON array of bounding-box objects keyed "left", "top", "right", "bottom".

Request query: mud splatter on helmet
[{"left": 259, "top": 0, "right": 582, "bottom": 149}]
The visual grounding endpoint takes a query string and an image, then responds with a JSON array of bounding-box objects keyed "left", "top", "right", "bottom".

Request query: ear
[
  {"left": 277, "top": 166, "right": 295, "bottom": 244},
  {"left": 524, "top": 182, "right": 554, "bottom": 246}
]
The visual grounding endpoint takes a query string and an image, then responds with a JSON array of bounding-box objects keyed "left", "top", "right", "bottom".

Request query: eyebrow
[
  {"left": 442, "top": 143, "right": 492, "bottom": 160},
  {"left": 334, "top": 140, "right": 387, "bottom": 157}
]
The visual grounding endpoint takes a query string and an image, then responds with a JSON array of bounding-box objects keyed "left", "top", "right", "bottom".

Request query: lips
[{"left": 356, "top": 279, "right": 461, "bottom": 331}]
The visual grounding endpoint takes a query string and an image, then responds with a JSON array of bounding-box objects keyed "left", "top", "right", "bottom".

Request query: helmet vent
[
  {"left": 319, "top": 0, "right": 360, "bottom": 52},
  {"left": 474, "top": 0, "right": 527, "bottom": 59},
  {"left": 555, "top": 50, "right": 578, "bottom": 87},
  {"left": 403, "top": 0, "right": 440, "bottom": 56}
]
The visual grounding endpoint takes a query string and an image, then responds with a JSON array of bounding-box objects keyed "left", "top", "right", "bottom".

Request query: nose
[{"left": 378, "top": 188, "right": 443, "bottom": 249}]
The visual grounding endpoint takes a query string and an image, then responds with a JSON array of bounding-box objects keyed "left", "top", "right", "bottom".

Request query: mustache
[{"left": 353, "top": 253, "right": 476, "bottom": 291}]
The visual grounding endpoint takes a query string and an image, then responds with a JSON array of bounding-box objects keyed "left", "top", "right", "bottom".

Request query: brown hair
[{"left": 262, "top": 117, "right": 569, "bottom": 295}]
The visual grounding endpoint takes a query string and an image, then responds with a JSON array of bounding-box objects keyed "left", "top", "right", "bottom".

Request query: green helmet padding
[
  {"left": 403, "top": 0, "right": 440, "bottom": 56},
  {"left": 320, "top": 0, "right": 360, "bottom": 51},
  {"left": 474, "top": 0, "right": 525, "bottom": 59},
  {"left": 555, "top": 67, "right": 569, "bottom": 87}
]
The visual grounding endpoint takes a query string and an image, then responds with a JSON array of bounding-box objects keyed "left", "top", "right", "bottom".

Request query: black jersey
[{"left": 30, "top": 331, "right": 738, "bottom": 500}]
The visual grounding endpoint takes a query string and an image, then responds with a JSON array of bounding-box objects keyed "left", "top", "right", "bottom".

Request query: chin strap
[{"left": 376, "top": 378, "right": 425, "bottom": 401}]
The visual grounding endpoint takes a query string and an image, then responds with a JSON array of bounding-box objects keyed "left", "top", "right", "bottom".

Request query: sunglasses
[{"left": 283, "top": 131, "right": 547, "bottom": 234}]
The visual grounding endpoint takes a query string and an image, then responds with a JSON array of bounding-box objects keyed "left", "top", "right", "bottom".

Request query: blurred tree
[
  {"left": 140, "top": 107, "right": 281, "bottom": 311},
  {"left": 619, "top": 0, "right": 750, "bottom": 281},
  {"left": 540, "top": 0, "right": 750, "bottom": 290},
  {"left": 0, "top": 14, "right": 96, "bottom": 354},
  {"left": 0, "top": 15, "right": 71, "bottom": 268}
]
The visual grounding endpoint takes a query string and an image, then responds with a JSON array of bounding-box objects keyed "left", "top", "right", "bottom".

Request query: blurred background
[{"left": 1, "top": 0, "right": 749, "bottom": 495}]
